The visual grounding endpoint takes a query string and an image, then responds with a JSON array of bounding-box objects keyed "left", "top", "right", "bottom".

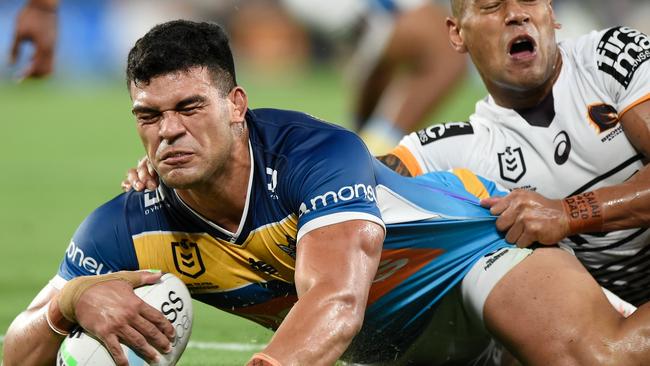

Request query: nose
[
  {"left": 504, "top": 1, "right": 530, "bottom": 26},
  {"left": 159, "top": 111, "right": 186, "bottom": 142}
]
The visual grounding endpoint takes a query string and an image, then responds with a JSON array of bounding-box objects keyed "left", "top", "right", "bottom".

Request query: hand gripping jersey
[
  {"left": 54, "top": 108, "right": 511, "bottom": 363},
  {"left": 393, "top": 27, "right": 650, "bottom": 305}
]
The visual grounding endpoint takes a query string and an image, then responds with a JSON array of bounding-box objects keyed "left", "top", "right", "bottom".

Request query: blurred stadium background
[{"left": 1, "top": 0, "right": 649, "bottom": 364}]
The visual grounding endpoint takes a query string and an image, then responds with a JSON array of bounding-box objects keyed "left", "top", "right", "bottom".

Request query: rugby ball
[{"left": 56, "top": 273, "right": 193, "bottom": 366}]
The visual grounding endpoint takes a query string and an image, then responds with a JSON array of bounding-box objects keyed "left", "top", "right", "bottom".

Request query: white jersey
[{"left": 394, "top": 27, "right": 650, "bottom": 305}]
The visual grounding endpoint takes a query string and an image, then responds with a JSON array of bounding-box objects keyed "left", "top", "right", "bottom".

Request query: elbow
[{"left": 328, "top": 292, "right": 366, "bottom": 342}]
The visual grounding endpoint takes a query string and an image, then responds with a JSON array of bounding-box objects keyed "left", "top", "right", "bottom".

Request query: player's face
[
  {"left": 451, "top": 0, "right": 560, "bottom": 92},
  {"left": 130, "top": 67, "right": 247, "bottom": 189}
]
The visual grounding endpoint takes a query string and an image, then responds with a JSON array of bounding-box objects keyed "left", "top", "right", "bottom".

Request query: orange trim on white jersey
[
  {"left": 390, "top": 145, "right": 423, "bottom": 176},
  {"left": 619, "top": 92, "right": 650, "bottom": 120}
]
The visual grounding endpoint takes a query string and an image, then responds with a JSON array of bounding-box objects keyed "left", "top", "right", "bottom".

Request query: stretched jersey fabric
[
  {"left": 393, "top": 27, "right": 650, "bottom": 305},
  {"left": 54, "top": 108, "right": 510, "bottom": 363}
]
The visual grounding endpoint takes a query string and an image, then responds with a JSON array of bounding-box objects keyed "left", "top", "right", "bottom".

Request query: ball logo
[
  {"left": 161, "top": 290, "right": 191, "bottom": 347},
  {"left": 161, "top": 290, "right": 185, "bottom": 323},
  {"left": 597, "top": 26, "right": 650, "bottom": 89}
]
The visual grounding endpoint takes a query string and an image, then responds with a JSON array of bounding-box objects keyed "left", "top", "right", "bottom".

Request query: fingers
[
  {"left": 132, "top": 270, "right": 164, "bottom": 287},
  {"left": 128, "top": 317, "right": 169, "bottom": 360},
  {"left": 103, "top": 334, "right": 130, "bottom": 366},
  {"left": 137, "top": 157, "right": 159, "bottom": 190},
  {"left": 119, "top": 325, "right": 161, "bottom": 365},
  {"left": 139, "top": 304, "right": 176, "bottom": 343},
  {"left": 126, "top": 157, "right": 159, "bottom": 192},
  {"left": 480, "top": 196, "right": 501, "bottom": 209}
]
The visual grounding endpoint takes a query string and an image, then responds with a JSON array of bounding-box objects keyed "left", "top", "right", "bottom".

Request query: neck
[
  {"left": 488, "top": 53, "right": 563, "bottom": 110},
  {"left": 176, "top": 135, "right": 251, "bottom": 233}
]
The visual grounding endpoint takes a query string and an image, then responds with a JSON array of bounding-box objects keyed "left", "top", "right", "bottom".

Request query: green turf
[{"left": 0, "top": 67, "right": 485, "bottom": 364}]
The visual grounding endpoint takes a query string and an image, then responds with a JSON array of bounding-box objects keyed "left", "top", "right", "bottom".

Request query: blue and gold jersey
[{"left": 55, "top": 108, "right": 510, "bottom": 363}]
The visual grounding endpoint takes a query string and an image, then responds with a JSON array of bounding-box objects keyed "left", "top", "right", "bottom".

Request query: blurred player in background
[
  {"left": 9, "top": 0, "right": 58, "bottom": 79},
  {"left": 383, "top": 0, "right": 650, "bottom": 306},
  {"left": 283, "top": 0, "right": 467, "bottom": 154}
]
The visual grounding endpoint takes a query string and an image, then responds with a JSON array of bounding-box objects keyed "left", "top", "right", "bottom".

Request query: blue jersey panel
[
  {"left": 58, "top": 193, "right": 139, "bottom": 280},
  {"left": 247, "top": 109, "right": 382, "bottom": 235}
]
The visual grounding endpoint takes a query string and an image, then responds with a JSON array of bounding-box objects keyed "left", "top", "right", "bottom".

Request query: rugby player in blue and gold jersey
[{"left": 5, "top": 20, "right": 650, "bottom": 366}]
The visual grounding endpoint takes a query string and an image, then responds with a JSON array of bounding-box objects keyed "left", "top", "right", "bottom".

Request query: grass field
[{"left": 0, "top": 67, "right": 485, "bottom": 365}]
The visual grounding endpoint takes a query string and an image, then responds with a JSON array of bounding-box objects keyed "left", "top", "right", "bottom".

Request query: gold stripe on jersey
[
  {"left": 619, "top": 92, "right": 650, "bottom": 119},
  {"left": 132, "top": 214, "right": 298, "bottom": 294},
  {"left": 452, "top": 168, "right": 490, "bottom": 200},
  {"left": 389, "top": 145, "right": 423, "bottom": 176}
]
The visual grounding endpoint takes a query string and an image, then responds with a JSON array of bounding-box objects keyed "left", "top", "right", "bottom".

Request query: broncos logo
[{"left": 588, "top": 103, "right": 619, "bottom": 133}]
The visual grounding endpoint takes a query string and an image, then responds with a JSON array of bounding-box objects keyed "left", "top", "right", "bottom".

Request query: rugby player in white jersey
[{"left": 381, "top": 0, "right": 650, "bottom": 306}]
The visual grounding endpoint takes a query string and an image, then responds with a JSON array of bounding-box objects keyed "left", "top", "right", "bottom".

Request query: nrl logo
[
  {"left": 172, "top": 239, "right": 206, "bottom": 279},
  {"left": 498, "top": 146, "right": 527, "bottom": 183}
]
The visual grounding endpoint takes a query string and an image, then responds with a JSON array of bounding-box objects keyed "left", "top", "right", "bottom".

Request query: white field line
[{"left": 0, "top": 335, "right": 265, "bottom": 353}]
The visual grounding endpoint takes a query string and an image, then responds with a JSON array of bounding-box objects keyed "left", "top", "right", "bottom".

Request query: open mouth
[{"left": 509, "top": 36, "right": 536, "bottom": 58}]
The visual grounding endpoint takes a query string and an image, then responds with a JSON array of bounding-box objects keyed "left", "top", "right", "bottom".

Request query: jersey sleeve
[
  {"left": 286, "top": 130, "right": 385, "bottom": 242},
  {"left": 587, "top": 27, "right": 650, "bottom": 115},
  {"left": 54, "top": 194, "right": 139, "bottom": 288},
  {"left": 390, "top": 121, "right": 478, "bottom": 176}
]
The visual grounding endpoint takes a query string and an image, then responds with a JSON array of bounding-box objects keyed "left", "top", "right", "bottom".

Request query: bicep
[
  {"left": 294, "top": 220, "right": 384, "bottom": 298},
  {"left": 620, "top": 100, "right": 650, "bottom": 159}
]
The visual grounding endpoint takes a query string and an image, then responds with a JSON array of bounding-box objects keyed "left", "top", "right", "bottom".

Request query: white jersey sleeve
[
  {"left": 580, "top": 26, "right": 650, "bottom": 115},
  {"left": 393, "top": 121, "right": 486, "bottom": 176}
]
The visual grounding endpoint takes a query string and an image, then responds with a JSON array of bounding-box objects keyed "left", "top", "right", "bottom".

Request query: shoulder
[
  {"left": 394, "top": 120, "right": 486, "bottom": 175},
  {"left": 563, "top": 27, "right": 650, "bottom": 89},
  {"left": 60, "top": 192, "right": 145, "bottom": 279},
  {"left": 249, "top": 107, "right": 368, "bottom": 163}
]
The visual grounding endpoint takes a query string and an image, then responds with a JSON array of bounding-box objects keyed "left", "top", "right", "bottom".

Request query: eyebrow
[{"left": 132, "top": 95, "right": 207, "bottom": 115}]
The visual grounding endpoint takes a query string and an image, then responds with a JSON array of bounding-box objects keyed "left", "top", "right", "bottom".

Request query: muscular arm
[
  {"left": 354, "top": 3, "right": 466, "bottom": 131},
  {"left": 3, "top": 272, "right": 174, "bottom": 366},
  {"left": 483, "top": 101, "right": 650, "bottom": 246},
  {"left": 256, "top": 220, "right": 384, "bottom": 365},
  {"left": 3, "top": 285, "right": 65, "bottom": 366}
]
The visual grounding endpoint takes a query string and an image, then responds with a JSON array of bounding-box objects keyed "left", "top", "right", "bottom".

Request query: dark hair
[{"left": 126, "top": 20, "right": 237, "bottom": 94}]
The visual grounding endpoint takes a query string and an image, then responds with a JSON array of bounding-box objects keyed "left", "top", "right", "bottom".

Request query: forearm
[
  {"left": 599, "top": 179, "right": 650, "bottom": 231},
  {"left": 3, "top": 306, "right": 65, "bottom": 366},
  {"left": 561, "top": 168, "right": 650, "bottom": 234},
  {"left": 261, "top": 286, "right": 365, "bottom": 365}
]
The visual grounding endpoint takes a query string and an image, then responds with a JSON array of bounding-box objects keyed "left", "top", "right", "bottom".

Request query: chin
[{"left": 160, "top": 171, "right": 200, "bottom": 189}]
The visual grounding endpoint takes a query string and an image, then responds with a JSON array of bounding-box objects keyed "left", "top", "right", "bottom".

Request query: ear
[
  {"left": 229, "top": 86, "right": 248, "bottom": 123},
  {"left": 447, "top": 17, "right": 468, "bottom": 53},
  {"left": 549, "top": 0, "right": 561, "bottom": 29}
]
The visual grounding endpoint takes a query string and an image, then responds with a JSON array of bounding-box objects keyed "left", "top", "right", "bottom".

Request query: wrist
[
  {"left": 562, "top": 192, "right": 604, "bottom": 235},
  {"left": 45, "top": 297, "right": 75, "bottom": 336},
  {"left": 247, "top": 352, "right": 282, "bottom": 366}
]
